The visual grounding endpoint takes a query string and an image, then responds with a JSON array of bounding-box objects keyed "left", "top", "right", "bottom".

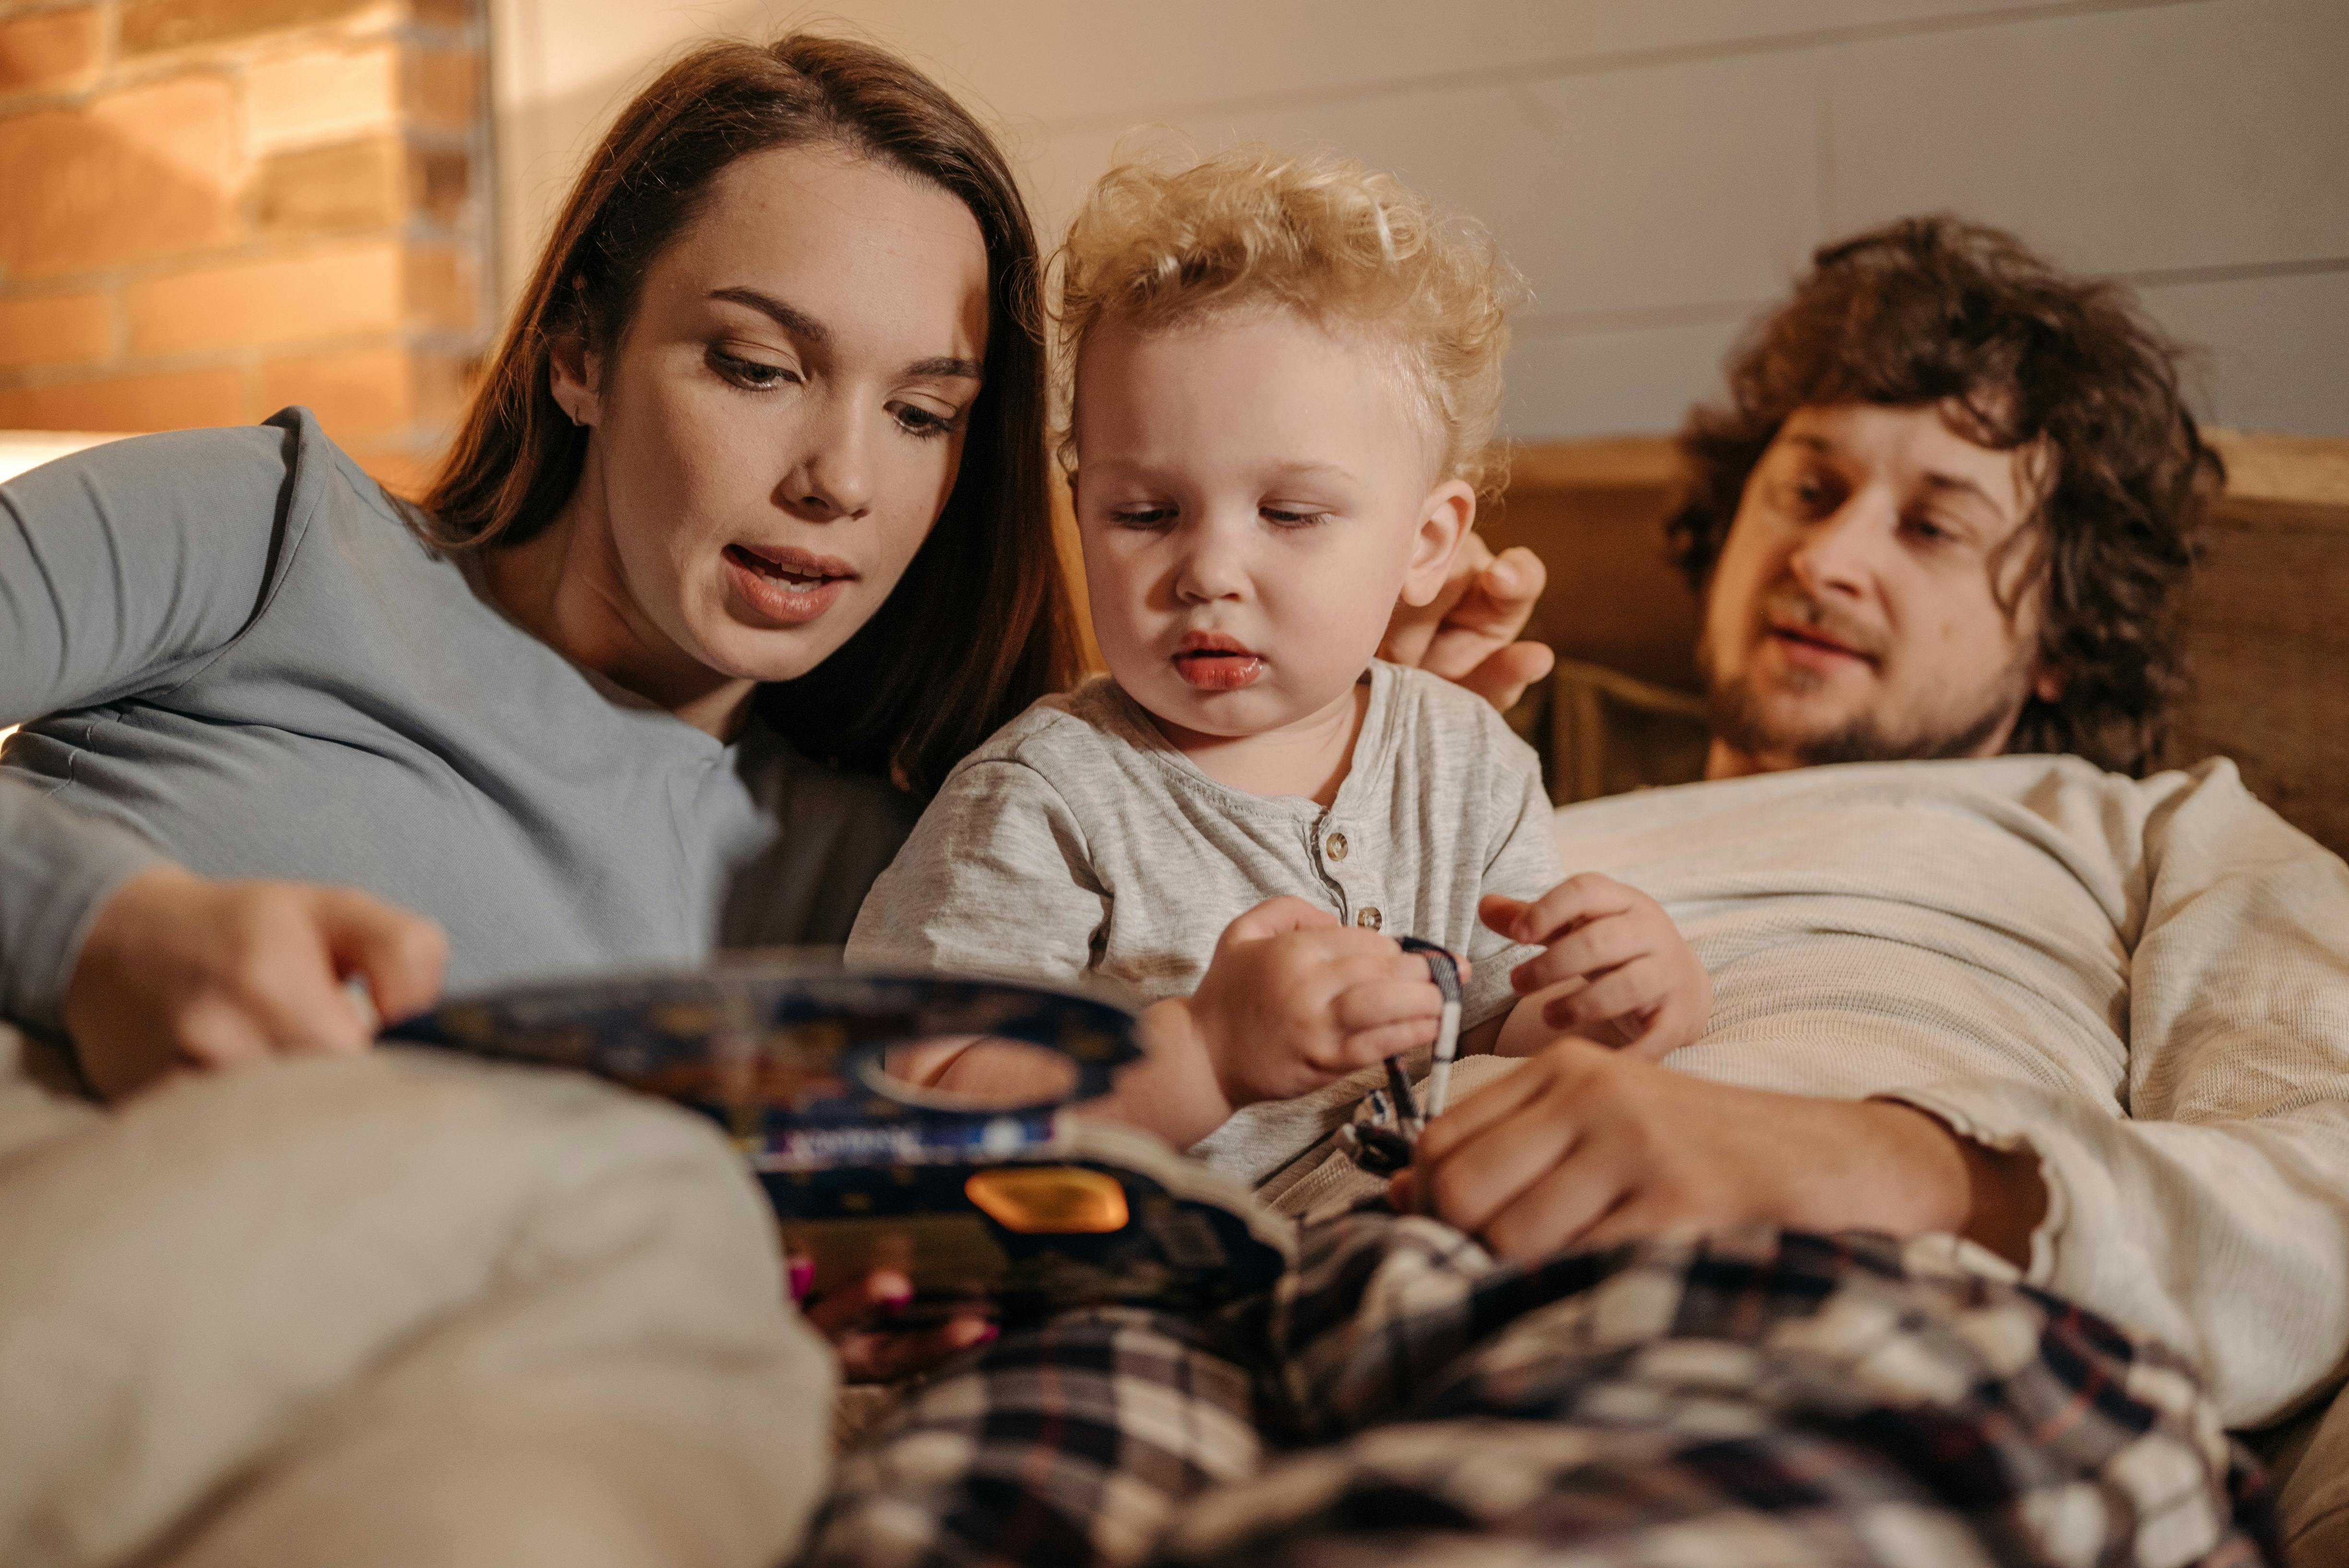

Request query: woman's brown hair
[
  {"left": 1668, "top": 216, "right": 2222, "bottom": 777},
  {"left": 422, "top": 33, "right": 1074, "bottom": 794}
]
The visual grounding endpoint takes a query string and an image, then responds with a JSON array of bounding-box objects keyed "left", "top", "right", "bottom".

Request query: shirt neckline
[{"left": 1095, "top": 661, "right": 1402, "bottom": 822}]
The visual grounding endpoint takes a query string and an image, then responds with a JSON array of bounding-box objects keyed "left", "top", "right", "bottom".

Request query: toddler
[{"left": 849, "top": 147, "right": 1709, "bottom": 1207}]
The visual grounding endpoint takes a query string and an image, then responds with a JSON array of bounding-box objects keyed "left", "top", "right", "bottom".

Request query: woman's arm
[{"left": 1, "top": 418, "right": 445, "bottom": 1086}]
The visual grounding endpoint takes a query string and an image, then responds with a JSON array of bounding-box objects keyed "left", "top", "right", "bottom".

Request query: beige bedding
[{"left": 0, "top": 1030, "right": 835, "bottom": 1568}]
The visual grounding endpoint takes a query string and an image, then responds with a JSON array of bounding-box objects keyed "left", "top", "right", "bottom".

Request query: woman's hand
[
  {"left": 795, "top": 1266, "right": 997, "bottom": 1384},
  {"left": 1379, "top": 534, "right": 1554, "bottom": 711},
  {"left": 62, "top": 864, "right": 448, "bottom": 1100}
]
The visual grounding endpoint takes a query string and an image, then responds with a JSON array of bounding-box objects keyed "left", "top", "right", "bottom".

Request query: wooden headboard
[{"left": 1479, "top": 431, "right": 2349, "bottom": 858}]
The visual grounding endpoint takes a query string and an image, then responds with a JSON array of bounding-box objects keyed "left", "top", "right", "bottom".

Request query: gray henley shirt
[{"left": 847, "top": 662, "right": 1563, "bottom": 1184}]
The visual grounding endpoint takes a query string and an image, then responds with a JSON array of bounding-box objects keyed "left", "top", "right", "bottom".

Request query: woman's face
[{"left": 556, "top": 143, "right": 991, "bottom": 700}]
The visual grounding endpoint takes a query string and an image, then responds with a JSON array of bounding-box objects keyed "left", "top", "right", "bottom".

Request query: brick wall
[{"left": 0, "top": 0, "right": 489, "bottom": 489}]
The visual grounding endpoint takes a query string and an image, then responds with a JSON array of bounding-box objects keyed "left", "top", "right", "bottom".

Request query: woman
[{"left": 0, "top": 31, "right": 1545, "bottom": 1568}]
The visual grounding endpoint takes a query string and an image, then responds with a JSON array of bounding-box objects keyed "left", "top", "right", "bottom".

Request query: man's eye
[{"left": 710, "top": 350, "right": 798, "bottom": 390}]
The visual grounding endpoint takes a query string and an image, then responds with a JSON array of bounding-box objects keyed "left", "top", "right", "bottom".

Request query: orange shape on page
[{"left": 964, "top": 1167, "right": 1130, "bottom": 1234}]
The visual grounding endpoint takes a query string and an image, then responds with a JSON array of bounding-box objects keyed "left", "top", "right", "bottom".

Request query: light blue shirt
[{"left": 0, "top": 409, "right": 918, "bottom": 1034}]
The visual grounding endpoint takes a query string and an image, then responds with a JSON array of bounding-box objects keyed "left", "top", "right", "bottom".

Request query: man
[{"left": 811, "top": 220, "right": 2347, "bottom": 1568}]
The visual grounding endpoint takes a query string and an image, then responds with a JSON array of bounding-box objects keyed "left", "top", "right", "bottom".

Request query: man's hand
[
  {"left": 1394, "top": 1036, "right": 2047, "bottom": 1266},
  {"left": 1483, "top": 876, "right": 1712, "bottom": 1058},
  {"left": 1380, "top": 533, "right": 1554, "bottom": 711},
  {"left": 1186, "top": 896, "right": 1448, "bottom": 1110},
  {"left": 63, "top": 864, "right": 449, "bottom": 1101}
]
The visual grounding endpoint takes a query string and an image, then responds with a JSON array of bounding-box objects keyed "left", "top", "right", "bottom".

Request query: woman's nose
[{"left": 788, "top": 404, "right": 875, "bottom": 521}]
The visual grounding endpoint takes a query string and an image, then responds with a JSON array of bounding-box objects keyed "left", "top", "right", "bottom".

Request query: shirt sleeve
[
  {"left": 1884, "top": 759, "right": 2349, "bottom": 1426},
  {"left": 1462, "top": 737, "right": 1566, "bottom": 1030},
  {"left": 0, "top": 416, "right": 310, "bottom": 1034},
  {"left": 846, "top": 756, "right": 1111, "bottom": 990}
]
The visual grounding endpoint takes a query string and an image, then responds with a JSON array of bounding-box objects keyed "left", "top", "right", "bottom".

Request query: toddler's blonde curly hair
[{"left": 1053, "top": 144, "right": 1522, "bottom": 496}]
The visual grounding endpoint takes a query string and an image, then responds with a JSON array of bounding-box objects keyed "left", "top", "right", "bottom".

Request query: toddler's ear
[{"left": 1401, "top": 480, "right": 1478, "bottom": 607}]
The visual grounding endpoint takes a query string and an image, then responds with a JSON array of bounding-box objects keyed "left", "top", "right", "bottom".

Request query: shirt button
[
  {"left": 1326, "top": 832, "right": 1349, "bottom": 861},
  {"left": 1355, "top": 906, "right": 1383, "bottom": 930}
]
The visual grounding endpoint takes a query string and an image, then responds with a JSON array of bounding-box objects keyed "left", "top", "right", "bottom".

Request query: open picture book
[{"left": 384, "top": 953, "right": 1296, "bottom": 1318}]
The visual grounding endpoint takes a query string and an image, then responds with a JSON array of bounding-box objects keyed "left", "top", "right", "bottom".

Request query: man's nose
[
  {"left": 786, "top": 399, "right": 876, "bottom": 521},
  {"left": 1787, "top": 490, "right": 1890, "bottom": 598}
]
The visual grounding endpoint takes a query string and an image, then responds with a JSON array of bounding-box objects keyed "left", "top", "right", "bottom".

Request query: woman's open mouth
[
  {"left": 724, "top": 544, "right": 855, "bottom": 624},
  {"left": 1172, "top": 632, "right": 1264, "bottom": 691}
]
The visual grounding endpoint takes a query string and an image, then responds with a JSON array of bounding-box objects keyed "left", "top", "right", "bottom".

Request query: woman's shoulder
[{"left": 9, "top": 406, "right": 419, "bottom": 547}]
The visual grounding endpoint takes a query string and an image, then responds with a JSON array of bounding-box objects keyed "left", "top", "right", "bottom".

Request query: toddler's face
[{"left": 1071, "top": 310, "right": 1470, "bottom": 745}]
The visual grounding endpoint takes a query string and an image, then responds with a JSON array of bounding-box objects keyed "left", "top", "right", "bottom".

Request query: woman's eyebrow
[{"left": 708, "top": 286, "right": 981, "bottom": 381}]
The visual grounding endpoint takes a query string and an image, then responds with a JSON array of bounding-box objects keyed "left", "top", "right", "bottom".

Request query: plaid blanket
[{"left": 806, "top": 1213, "right": 2278, "bottom": 1568}]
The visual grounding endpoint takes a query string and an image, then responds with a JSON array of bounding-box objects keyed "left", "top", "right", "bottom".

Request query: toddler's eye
[
  {"left": 1261, "top": 507, "right": 1328, "bottom": 528},
  {"left": 1110, "top": 506, "right": 1177, "bottom": 528}
]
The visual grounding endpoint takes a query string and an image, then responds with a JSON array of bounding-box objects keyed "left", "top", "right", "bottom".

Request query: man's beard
[{"left": 1700, "top": 591, "right": 2031, "bottom": 767}]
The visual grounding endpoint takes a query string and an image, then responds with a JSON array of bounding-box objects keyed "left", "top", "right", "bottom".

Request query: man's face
[{"left": 1699, "top": 402, "right": 2057, "bottom": 774}]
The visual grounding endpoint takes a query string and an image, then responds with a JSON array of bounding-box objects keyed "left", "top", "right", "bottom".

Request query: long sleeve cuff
[{"left": 0, "top": 776, "right": 165, "bottom": 1036}]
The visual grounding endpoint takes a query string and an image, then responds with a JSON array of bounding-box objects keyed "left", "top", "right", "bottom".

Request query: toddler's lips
[{"left": 1173, "top": 650, "right": 1264, "bottom": 691}]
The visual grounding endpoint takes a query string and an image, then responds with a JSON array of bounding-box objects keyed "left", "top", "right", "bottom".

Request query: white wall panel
[
  {"left": 489, "top": 0, "right": 2348, "bottom": 436},
  {"left": 1020, "top": 48, "right": 1822, "bottom": 319},
  {"left": 1829, "top": 0, "right": 2349, "bottom": 274},
  {"left": 792, "top": 0, "right": 2090, "bottom": 126},
  {"left": 1505, "top": 315, "right": 1752, "bottom": 440},
  {"left": 2140, "top": 268, "right": 2349, "bottom": 437}
]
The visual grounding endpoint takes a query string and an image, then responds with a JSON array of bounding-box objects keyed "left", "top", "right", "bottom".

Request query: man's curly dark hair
[{"left": 1667, "top": 216, "right": 2223, "bottom": 776}]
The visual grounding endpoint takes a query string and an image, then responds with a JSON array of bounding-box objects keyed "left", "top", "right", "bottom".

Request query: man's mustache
[{"left": 1757, "top": 589, "right": 1889, "bottom": 662}]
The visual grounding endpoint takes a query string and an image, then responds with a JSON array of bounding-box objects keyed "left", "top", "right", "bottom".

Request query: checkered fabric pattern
[{"left": 804, "top": 1214, "right": 2279, "bottom": 1568}]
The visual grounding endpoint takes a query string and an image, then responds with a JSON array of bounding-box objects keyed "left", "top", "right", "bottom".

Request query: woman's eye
[
  {"left": 892, "top": 403, "right": 963, "bottom": 440},
  {"left": 710, "top": 349, "right": 798, "bottom": 390}
]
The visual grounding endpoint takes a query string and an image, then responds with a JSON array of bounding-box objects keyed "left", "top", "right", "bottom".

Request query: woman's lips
[{"left": 724, "top": 543, "right": 854, "bottom": 625}]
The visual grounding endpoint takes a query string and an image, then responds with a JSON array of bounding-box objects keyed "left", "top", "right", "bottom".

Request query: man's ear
[
  {"left": 1401, "top": 479, "right": 1478, "bottom": 608},
  {"left": 547, "top": 323, "right": 603, "bottom": 428}
]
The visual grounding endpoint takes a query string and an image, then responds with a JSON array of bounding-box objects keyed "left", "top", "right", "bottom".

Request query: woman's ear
[
  {"left": 1400, "top": 479, "right": 1478, "bottom": 608},
  {"left": 547, "top": 325, "right": 603, "bottom": 428}
]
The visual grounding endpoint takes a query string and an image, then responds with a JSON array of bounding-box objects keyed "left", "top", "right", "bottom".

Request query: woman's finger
[
  {"left": 837, "top": 1314, "right": 999, "bottom": 1384},
  {"left": 799, "top": 1268, "right": 916, "bottom": 1339},
  {"left": 315, "top": 887, "right": 448, "bottom": 1026}
]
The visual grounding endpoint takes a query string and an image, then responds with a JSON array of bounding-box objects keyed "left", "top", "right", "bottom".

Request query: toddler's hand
[
  {"left": 1187, "top": 896, "right": 1449, "bottom": 1110},
  {"left": 1481, "top": 874, "right": 1710, "bottom": 1058}
]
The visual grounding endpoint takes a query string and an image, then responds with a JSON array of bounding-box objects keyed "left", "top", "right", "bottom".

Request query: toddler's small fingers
[
  {"left": 1337, "top": 1017, "right": 1439, "bottom": 1065},
  {"left": 1331, "top": 978, "right": 1443, "bottom": 1032}
]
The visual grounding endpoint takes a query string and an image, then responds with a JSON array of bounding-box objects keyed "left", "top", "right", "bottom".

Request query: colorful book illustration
[{"left": 384, "top": 953, "right": 1295, "bottom": 1318}]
